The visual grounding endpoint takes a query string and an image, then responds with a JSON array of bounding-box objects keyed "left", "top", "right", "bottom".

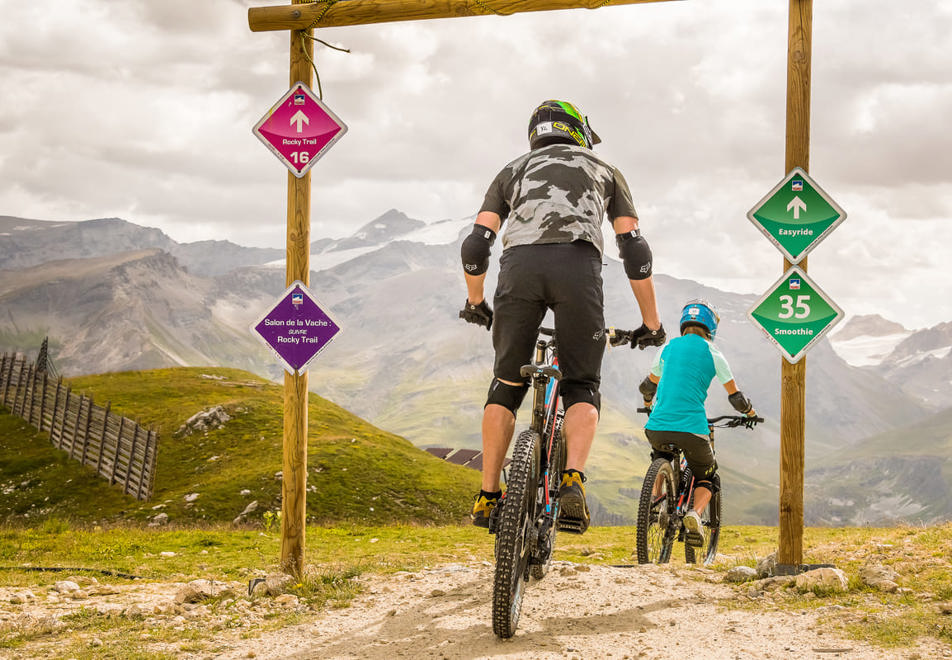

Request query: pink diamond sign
[{"left": 253, "top": 82, "right": 348, "bottom": 177}]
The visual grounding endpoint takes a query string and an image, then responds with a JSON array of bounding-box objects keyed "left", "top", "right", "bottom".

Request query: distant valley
[{"left": 2, "top": 211, "right": 950, "bottom": 526}]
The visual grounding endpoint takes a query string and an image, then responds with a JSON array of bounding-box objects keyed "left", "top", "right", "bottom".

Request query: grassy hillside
[
  {"left": 804, "top": 406, "right": 952, "bottom": 525},
  {"left": 0, "top": 367, "right": 479, "bottom": 526}
]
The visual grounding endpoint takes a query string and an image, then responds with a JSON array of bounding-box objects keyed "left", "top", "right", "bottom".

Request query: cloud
[{"left": 0, "top": 0, "right": 949, "bottom": 327}]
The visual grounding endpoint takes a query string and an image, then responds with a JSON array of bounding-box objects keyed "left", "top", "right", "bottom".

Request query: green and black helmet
[{"left": 528, "top": 100, "right": 601, "bottom": 150}]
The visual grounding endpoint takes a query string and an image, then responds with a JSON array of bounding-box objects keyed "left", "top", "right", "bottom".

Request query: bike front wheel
[
  {"left": 492, "top": 429, "right": 540, "bottom": 638},
  {"left": 685, "top": 475, "right": 722, "bottom": 566},
  {"left": 636, "top": 458, "right": 676, "bottom": 564}
]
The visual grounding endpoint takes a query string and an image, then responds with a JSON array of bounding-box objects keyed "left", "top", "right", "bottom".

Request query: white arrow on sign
[
  {"left": 290, "top": 110, "right": 309, "bottom": 133},
  {"left": 787, "top": 195, "right": 807, "bottom": 220}
]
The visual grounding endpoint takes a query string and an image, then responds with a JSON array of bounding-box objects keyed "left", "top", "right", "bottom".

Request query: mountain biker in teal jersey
[
  {"left": 459, "top": 100, "right": 665, "bottom": 534},
  {"left": 639, "top": 300, "right": 758, "bottom": 543}
]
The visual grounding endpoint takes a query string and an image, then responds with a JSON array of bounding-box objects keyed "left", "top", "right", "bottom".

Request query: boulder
[
  {"left": 175, "top": 579, "right": 234, "bottom": 604},
  {"left": 795, "top": 567, "right": 849, "bottom": 594},
  {"left": 859, "top": 564, "right": 900, "bottom": 593},
  {"left": 756, "top": 553, "right": 777, "bottom": 578},
  {"left": 52, "top": 580, "right": 80, "bottom": 594},
  {"left": 176, "top": 406, "right": 231, "bottom": 437},
  {"left": 725, "top": 566, "right": 759, "bottom": 583},
  {"left": 149, "top": 512, "right": 169, "bottom": 527}
]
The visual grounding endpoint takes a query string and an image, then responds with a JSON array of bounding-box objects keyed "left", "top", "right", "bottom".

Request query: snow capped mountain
[
  {"left": 2, "top": 209, "right": 949, "bottom": 524},
  {"left": 829, "top": 314, "right": 912, "bottom": 367}
]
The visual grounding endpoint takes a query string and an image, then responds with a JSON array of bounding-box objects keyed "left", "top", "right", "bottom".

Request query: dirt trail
[{"left": 215, "top": 561, "right": 941, "bottom": 660}]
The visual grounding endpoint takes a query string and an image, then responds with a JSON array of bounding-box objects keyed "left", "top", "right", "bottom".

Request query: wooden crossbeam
[{"left": 249, "top": 0, "right": 680, "bottom": 31}]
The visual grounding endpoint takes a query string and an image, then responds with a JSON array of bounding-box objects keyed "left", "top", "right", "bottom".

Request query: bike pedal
[
  {"left": 488, "top": 504, "right": 502, "bottom": 535},
  {"left": 557, "top": 518, "right": 585, "bottom": 535},
  {"left": 685, "top": 532, "right": 704, "bottom": 547}
]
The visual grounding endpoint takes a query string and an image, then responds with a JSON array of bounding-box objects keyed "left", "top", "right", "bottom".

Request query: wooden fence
[{"left": 0, "top": 352, "right": 157, "bottom": 500}]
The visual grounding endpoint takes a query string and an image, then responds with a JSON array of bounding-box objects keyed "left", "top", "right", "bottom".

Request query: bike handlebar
[
  {"left": 539, "top": 326, "right": 632, "bottom": 346},
  {"left": 636, "top": 407, "right": 764, "bottom": 428}
]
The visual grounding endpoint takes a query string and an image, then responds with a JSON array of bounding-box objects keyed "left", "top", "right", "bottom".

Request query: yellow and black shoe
[
  {"left": 557, "top": 470, "right": 590, "bottom": 534},
  {"left": 471, "top": 490, "right": 502, "bottom": 530}
]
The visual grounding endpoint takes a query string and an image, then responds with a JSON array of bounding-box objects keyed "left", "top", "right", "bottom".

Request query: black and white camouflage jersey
[{"left": 479, "top": 143, "right": 638, "bottom": 256}]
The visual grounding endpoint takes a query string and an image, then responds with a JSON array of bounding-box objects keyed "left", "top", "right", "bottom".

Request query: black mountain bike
[
  {"left": 635, "top": 409, "right": 763, "bottom": 566},
  {"left": 489, "top": 326, "right": 569, "bottom": 639}
]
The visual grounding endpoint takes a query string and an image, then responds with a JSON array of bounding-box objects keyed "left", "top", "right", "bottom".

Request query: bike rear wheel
[
  {"left": 685, "top": 476, "right": 721, "bottom": 566},
  {"left": 492, "top": 429, "right": 540, "bottom": 638},
  {"left": 530, "top": 425, "right": 565, "bottom": 581},
  {"left": 636, "top": 458, "right": 676, "bottom": 564}
]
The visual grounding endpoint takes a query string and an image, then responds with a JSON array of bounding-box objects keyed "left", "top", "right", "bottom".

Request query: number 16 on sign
[{"left": 747, "top": 266, "right": 844, "bottom": 364}]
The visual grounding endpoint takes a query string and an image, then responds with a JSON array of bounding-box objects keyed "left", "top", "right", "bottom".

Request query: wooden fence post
[
  {"left": 13, "top": 360, "right": 28, "bottom": 418},
  {"left": 124, "top": 422, "right": 140, "bottom": 496},
  {"left": 96, "top": 402, "right": 110, "bottom": 477},
  {"left": 137, "top": 428, "right": 157, "bottom": 500},
  {"left": 60, "top": 385, "right": 73, "bottom": 452},
  {"left": 38, "top": 371, "right": 49, "bottom": 433},
  {"left": 81, "top": 397, "right": 94, "bottom": 467},
  {"left": 70, "top": 395, "right": 86, "bottom": 460},
  {"left": 0, "top": 354, "right": 9, "bottom": 406},
  {"left": 111, "top": 415, "right": 125, "bottom": 485}
]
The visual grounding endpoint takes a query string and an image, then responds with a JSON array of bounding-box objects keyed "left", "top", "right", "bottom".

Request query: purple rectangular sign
[{"left": 251, "top": 281, "right": 342, "bottom": 374}]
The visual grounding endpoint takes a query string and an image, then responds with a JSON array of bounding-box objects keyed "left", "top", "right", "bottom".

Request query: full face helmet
[
  {"left": 679, "top": 299, "right": 720, "bottom": 339},
  {"left": 528, "top": 100, "right": 601, "bottom": 150}
]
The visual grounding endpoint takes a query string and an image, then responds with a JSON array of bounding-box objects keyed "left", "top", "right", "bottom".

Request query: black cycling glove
[
  {"left": 459, "top": 299, "right": 493, "bottom": 330},
  {"left": 630, "top": 323, "right": 666, "bottom": 350}
]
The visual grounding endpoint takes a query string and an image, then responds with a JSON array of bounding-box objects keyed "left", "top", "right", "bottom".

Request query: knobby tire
[
  {"left": 530, "top": 426, "right": 565, "bottom": 581},
  {"left": 636, "top": 458, "right": 676, "bottom": 564},
  {"left": 685, "top": 478, "right": 722, "bottom": 566},
  {"left": 492, "top": 429, "right": 540, "bottom": 638}
]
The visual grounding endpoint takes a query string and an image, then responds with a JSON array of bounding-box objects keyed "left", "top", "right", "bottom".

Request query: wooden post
[
  {"left": 137, "top": 428, "right": 156, "bottom": 500},
  {"left": 23, "top": 363, "right": 36, "bottom": 425},
  {"left": 96, "top": 402, "right": 111, "bottom": 476},
  {"left": 38, "top": 372, "right": 49, "bottom": 433},
  {"left": 70, "top": 395, "right": 86, "bottom": 460},
  {"left": 249, "top": 0, "right": 678, "bottom": 31},
  {"left": 81, "top": 395, "right": 94, "bottom": 466},
  {"left": 0, "top": 354, "right": 8, "bottom": 405},
  {"left": 280, "top": 0, "right": 314, "bottom": 579},
  {"left": 778, "top": 0, "right": 812, "bottom": 571},
  {"left": 124, "top": 422, "right": 141, "bottom": 496}
]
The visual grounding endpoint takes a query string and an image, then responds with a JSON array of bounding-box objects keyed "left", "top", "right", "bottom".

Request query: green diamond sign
[
  {"left": 748, "top": 266, "right": 843, "bottom": 364},
  {"left": 748, "top": 167, "right": 846, "bottom": 264}
]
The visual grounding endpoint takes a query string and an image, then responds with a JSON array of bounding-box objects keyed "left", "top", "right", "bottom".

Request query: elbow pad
[
  {"left": 729, "top": 391, "right": 753, "bottom": 414},
  {"left": 616, "top": 230, "right": 652, "bottom": 280},
  {"left": 639, "top": 376, "right": 658, "bottom": 401},
  {"left": 461, "top": 224, "right": 496, "bottom": 275}
]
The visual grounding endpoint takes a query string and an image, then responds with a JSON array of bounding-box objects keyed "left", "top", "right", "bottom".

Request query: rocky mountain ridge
[{"left": 1, "top": 210, "right": 949, "bottom": 525}]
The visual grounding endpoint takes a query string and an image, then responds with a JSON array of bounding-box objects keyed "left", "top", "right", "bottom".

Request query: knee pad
[
  {"left": 561, "top": 383, "right": 601, "bottom": 413},
  {"left": 616, "top": 230, "right": 652, "bottom": 280},
  {"left": 694, "top": 465, "right": 719, "bottom": 493},
  {"left": 485, "top": 378, "right": 529, "bottom": 415},
  {"left": 695, "top": 479, "right": 720, "bottom": 495}
]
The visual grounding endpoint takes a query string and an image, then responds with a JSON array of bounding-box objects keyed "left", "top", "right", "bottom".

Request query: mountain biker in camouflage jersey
[{"left": 460, "top": 100, "right": 665, "bottom": 534}]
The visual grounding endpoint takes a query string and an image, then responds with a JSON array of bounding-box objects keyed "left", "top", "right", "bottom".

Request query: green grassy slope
[{"left": 0, "top": 367, "right": 479, "bottom": 526}]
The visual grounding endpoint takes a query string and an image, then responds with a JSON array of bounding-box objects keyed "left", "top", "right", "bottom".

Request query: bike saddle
[{"left": 519, "top": 364, "right": 561, "bottom": 380}]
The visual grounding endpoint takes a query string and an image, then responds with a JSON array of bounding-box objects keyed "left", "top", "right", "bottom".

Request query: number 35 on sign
[{"left": 747, "top": 266, "right": 843, "bottom": 364}]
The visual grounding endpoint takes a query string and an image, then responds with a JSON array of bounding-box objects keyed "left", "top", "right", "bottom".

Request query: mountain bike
[
  {"left": 635, "top": 409, "right": 763, "bottom": 566},
  {"left": 489, "top": 326, "right": 567, "bottom": 638}
]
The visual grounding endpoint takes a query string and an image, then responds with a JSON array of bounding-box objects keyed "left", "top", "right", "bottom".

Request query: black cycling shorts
[
  {"left": 645, "top": 429, "right": 717, "bottom": 481},
  {"left": 491, "top": 241, "right": 605, "bottom": 400}
]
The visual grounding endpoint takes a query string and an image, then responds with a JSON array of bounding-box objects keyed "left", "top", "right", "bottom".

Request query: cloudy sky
[{"left": 1, "top": 0, "right": 950, "bottom": 328}]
